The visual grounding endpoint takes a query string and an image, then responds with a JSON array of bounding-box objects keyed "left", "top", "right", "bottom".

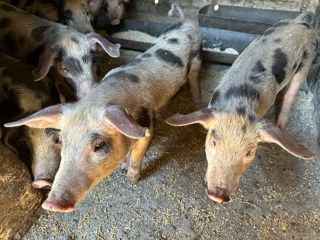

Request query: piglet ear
[
  {"left": 4, "top": 104, "right": 63, "bottom": 129},
  {"left": 32, "top": 45, "right": 60, "bottom": 81},
  {"left": 166, "top": 108, "right": 215, "bottom": 129},
  {"left": 37, "top": 0, "right": 60, "bottom": 22},
  {"left": 260, "top": 125, "right": 315, "bottom": 160},
  {"left": 104, "top": 105, "right": 149, "bottom": 139},
  {"left": 86, "top": 32, "right": 121, "bottom": 58}
]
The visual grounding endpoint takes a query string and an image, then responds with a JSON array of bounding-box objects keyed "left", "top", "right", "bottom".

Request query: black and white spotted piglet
[
  {"left": 0, "top": 2, "right": 120, "bottom": 100},
  {"left": 1, "top": 0, "right": 94, "bottom": 33},
  {"left": 0, "top": 52, "right": 61, "bottom": 189},
  {"left": 4, "top": 4, "right": 202, "bottom": 212},
  {"left": 167, "top": 12, "right": 317, "bottom": 203}
]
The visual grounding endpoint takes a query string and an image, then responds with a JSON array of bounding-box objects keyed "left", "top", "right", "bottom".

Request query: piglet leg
[
  {"left": 188, "top": 53, "right": 201, "bottom": 105},
  {"left": 277, "top": 71, "right": 307, "bottom": 129},
  {"left": 127, "top": 120, "right": 154, "bottom": 183}
]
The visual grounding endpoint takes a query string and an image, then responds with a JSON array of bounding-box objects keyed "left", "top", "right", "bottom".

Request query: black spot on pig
[
  {"left": 125, "top": 58, "right": 142, "bottom": 67},
  {"left": 252, "top": 61, "right": 266, "bottom": 73},
  {"left": 141, "top": 53, "right": 151, "bottom": 58},
  {"left": 272, "top": 48, "right": 287, "bottom": 84},
  {"left": 248, "top": 114, "right": 255, "bottom": 123},
  {"left": 263, "top": 28, "right": 275, "bottom": 36},
  {"left": 241, "top": 125, "right": 246, "bottom": 132},
  {"left": 107, "top": 70, "right": 140, "bottom": 83},
  {"left": 273, "top": 21, "right": 289, "bottom": 28},
  {"left": 63, "top": 57, "right": 83, "bottom": 76},
  {"left": 163, "top": 22, "right": 183, "bottom": 34},
  {"left": 236, "top": 107, "right": 246, "bottom": 117},
  {"left": 274, "top": 38, "right": 281, "bottom": 43},
  {"left": 225, "top": 84, "right": 259, "bottom": 101},
  {"left": 31, "top": 26, "right": 50, "bottom": 41},
  {"left": 71, "top": 37, "right": 79, "bottom": 45},
  {"left": 187, "top": 34, "right": 192, "bottom": 40},
  {"left": 191, "top": 43, "right": 203, "bottom": 61},
  {"left": 299, "top": 22, "right": 311, "bottom": 29},
  {"left": 64, "top": 10, "right": 73, "bottom": 23},
  {"left": 3, "top": 32, "right": 16, "bottom": 53},
  {"left": 168, "top": 38, "right": 179, "bottom": 44},
  {"left": 0, "top": 18, "right": 11, "bottom": 28},
  {"left": 1, "top": 4, "right": 16, "bottom": 11},
  {"left": 155, "top": 49, "right": 183, "bottom": 68},
  {"left": 262, "top": 38, "right": 267, "bottom": 43},
  {"left": 82, "top": 54, "right": 90, "bottom": 63},
  {"left": 64, "top": 77, "right": 77, "bottom": 93},
  {"left": 136, "top": 107, "right": 150, "bottom": 128},
  {"left": 26, "top": 45, "right": 44, "bottom": 66},
  {"left": 209, "top": 90, "right": 220, "bottom": 106}
]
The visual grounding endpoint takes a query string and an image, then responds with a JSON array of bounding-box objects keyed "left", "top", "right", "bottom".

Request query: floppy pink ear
[
  {"left": 260, "top": 125, "right": 315, "bottom": 160},
  {"left": 104, "top": 105, "right": 149, "bottom": 139},
  {"left": 166, "top": 108, "right": 215, "bottom": 129},
  {"left": 37, "top": 0, "right": 60, "bottom": 22},
  {"left": 32, "top": 45, "right": 59, "bottom": 81},
  {"left": 4, "top": 104, "right": 63, "bottom": 129},
  {"left": 86, "top": 32, "right": 121, "bottom": 58}
]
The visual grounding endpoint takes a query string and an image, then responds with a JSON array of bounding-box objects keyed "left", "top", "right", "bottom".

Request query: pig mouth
[
  {"left": 32, "top": 179, "right": 52, "bottom": 189},
  {"left": 206, "top": 189, "right": 230, "bottom": 203},
  {"left": 42, "top": 200, "right": 75, "bottom": 212}
]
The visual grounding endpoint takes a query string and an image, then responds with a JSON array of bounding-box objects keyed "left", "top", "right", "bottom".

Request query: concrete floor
[
  {"left": 24, "top": 0, "right": 320, "bottom": 239},
  {"left": 24, "top": 49, "right": 320, "bottom": 239}
]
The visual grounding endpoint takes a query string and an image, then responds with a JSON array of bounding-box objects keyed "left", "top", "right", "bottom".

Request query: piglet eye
[
  {"left": 54, "top": 136, "right": 61, "bottom": 144},
  {"left": 246, "top": 150, "right": 253, "bottom": 157},
  {"left": 94, "top": 141, "right": 105, "bottom": 152}
]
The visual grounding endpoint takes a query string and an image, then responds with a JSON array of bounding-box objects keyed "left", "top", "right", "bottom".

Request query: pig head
[
  {"left": 4, "top": 104, "right": 149, "bottom": 212},
  {"left": 166, "top": 109, "right": 315, "bottom": 203},
  {"left": 88, "top": 0, "right": 129, "bottom": 25}
]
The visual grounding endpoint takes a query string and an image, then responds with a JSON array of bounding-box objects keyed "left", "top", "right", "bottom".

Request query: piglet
[
  {"left": 166, "top": 12, "right": 317, "bottom": 203},
  {"left": 88, "top": 0, "right": 129, "bottom": 25},
  {"left": 0, "top": 52, "right": 61, "bottom": 189},
  {"left": 4, "top": 4, "right": 202, "bottom": 212},
  {"left": 1, "top": 0, "right": 94, "bottom": 33},
  {"left": 0, "top": 2, "right": 120, "bottom": 99}
]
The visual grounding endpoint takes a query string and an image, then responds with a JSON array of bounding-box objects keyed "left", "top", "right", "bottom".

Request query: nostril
[{"left": 203, "top": 179, "right": 207, "bottom": 188}]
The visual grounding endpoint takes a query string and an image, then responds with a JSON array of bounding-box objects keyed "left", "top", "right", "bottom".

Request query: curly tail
[
  {"left": 295, "top": 11, "right": 316, "bottom": 27},
  {"left": 168, "top": 3, "right": 185, "bottom": 21}
]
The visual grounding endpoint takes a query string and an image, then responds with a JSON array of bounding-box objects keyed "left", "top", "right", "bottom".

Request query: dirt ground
[{"left": 24, "top": 0, "right": 320, "bottom": 239}]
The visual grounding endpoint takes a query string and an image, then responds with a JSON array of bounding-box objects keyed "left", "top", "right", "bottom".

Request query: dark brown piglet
[{"left": 167, "top": 11, "right": 317, "bottom": 203}]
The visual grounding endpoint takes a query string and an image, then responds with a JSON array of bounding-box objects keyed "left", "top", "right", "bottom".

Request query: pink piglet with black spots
[{"left": 166, "top": 11, "right": 317, "bottom": 203}]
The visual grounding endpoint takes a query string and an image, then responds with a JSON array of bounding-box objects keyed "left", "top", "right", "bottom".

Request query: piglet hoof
[
  {"left": 276, "top": 117, "right": 288, "bottom": 129},
  {"left": 127, "top": 170, "right": 140, "bottom": 183}
]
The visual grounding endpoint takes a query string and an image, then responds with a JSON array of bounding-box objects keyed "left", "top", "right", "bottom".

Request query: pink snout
[
  {"left": 42, "top": 199, "right": 75, "bottom": 212},
  {"left": 207, "top": 187, "right": 230, "bottom": 203},
  {"left": 32, "top": 179, "right": 52, "bottom": 189}
]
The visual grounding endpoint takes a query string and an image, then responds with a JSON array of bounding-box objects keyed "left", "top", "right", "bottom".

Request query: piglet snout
[
  {"left": 207, "top": 187, "right": 230, "bottom": 203},
  {"left": 42, "top": 200, "right": 75, "bottom": 212},
  {"left": 32, "top": 179, "right": 52, "bottom": 189}
]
